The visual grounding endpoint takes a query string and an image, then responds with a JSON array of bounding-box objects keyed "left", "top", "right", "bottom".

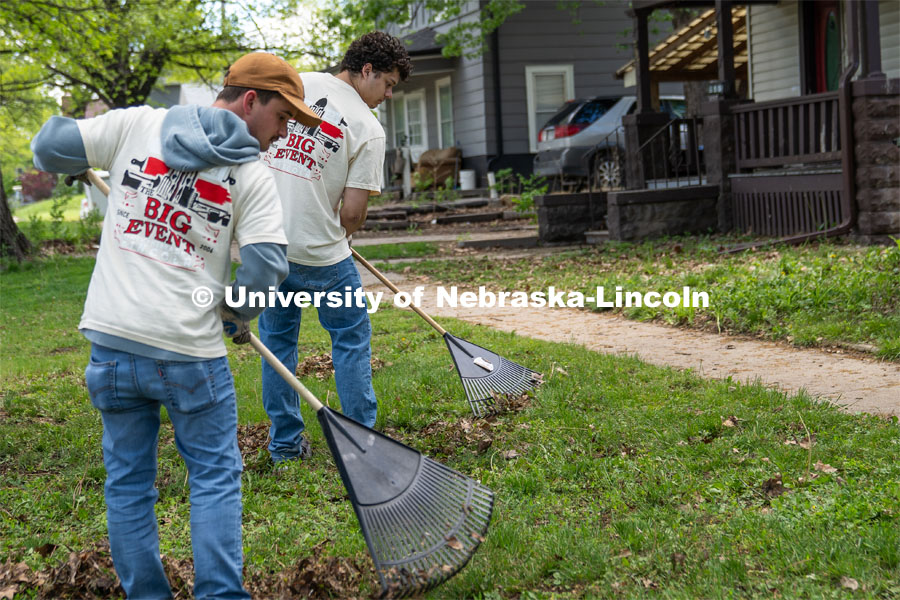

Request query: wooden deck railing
[{"left": 733, "top": 91, "right": 841, "bottom": 170}]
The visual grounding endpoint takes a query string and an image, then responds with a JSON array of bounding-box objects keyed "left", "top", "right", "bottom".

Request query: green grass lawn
[
  {"left": 1, "top": 255, "right": 898, "bottom": 598},
  {"left": 12, "top": 193, "right": 85, "bottom": 222},
  {"left": 397, "top": 237, "right": 900, "bottom": 360},
  {"left": 354, "top": 241, "right": 438, "bottom": 261}
]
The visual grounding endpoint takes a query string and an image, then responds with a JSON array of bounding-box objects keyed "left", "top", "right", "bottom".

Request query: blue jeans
[
  {"left": 85, "top": 344, "right": 249, "bottom": 600},
  {"left": 258, "top": 257, "right": 377, "bottom": 461}
]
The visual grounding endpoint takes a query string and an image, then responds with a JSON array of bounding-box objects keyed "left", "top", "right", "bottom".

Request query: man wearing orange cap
[{"left": 31, "top": 52, "right": 320, "bottom": 599}]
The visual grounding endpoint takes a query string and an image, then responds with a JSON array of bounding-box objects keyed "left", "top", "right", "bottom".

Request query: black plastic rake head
[
  {"left": 443, "top": 333, "right": 543, "bottom": 417},
  {"left": 317, "top": 408, "right": 494, "bottom": 598}
]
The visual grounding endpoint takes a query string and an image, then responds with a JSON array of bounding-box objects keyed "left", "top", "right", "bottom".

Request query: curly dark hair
[{"left": 339, "top": 31, "right": 412, "bottom": 82}]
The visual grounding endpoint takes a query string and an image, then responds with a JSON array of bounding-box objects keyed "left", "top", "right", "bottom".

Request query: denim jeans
[
  {"left": 258, "top": 256, "right": 377, "bottom": 461},
  {"left": 85, "top": 344, "right": 249, "bottom": 600}
]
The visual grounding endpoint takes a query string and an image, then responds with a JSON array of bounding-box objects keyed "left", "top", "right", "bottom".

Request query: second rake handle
[
  {"left": 250, "top": 333, "right": 324, "bottom": 412},
  {"left": 350, "top": 247, "right": 448, "bottom": 336}
]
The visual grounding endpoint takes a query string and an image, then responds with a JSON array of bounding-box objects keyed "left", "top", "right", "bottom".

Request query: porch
[{"left": 604, "top": 0, "right": 898, "bottom": 244}]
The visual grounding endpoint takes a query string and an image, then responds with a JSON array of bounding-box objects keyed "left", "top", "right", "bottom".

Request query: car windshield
[
  {"left": 571, "top": 99, "right": 618, "bottom": 125},
  {"left": 542, "top": 101, "right": 581, "bottom": 128}
]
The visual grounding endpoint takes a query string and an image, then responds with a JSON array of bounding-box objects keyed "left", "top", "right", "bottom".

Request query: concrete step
[
  {"left": 366, "top": 209, "right": 408, "bottom": 220},
  {"left": 457, "top": 235, "right": 540, "bottom": 249},
  {"left": 363, "top": 220, "right": 416, "bottom": 231},
  {"left": 435, "top": 211, "right": 505, "bottom": 225},
  {"left": 584, "top": 230, "right": 610, "bottom": 244}
]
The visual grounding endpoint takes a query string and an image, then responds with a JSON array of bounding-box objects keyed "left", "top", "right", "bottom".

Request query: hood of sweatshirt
[{"left": 161, "top": 105, "right": 260, "bottom": 171}]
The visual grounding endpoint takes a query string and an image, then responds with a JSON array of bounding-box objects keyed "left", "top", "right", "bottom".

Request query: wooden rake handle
[
  {"left": 350, "top": 247, "right": 448, "bottom": 336},
  {"left": 84, "top": 168, "right": 326, "bottom": 412},
  {"left": 249, "top": 333, "right": 324, "bottom": 412},
  {"left": 86, "top": 169, "right": 111, "bottom": 196}
]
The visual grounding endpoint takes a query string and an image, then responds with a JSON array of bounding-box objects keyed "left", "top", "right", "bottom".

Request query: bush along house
[{"left": 612, "top": 0, "right": 899, "bottom": 244}]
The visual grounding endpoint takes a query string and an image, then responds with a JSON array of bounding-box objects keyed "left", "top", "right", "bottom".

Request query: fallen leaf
[
  {"left": 501, "top": 450, "right": 520, "bottom": 460},
  {"left": 477, "top": 439, "right": 492, "bottom": 454},
  {"left": 641, "top": 578, "right": 658, "bottom": 589},
  {"left": 470, "top": 532, "right": 485, "bottom": 543},
  {"left": 814, "top": 461, "right": 838, "bottom": 474},
  {"left": 840, "top": 576, "right": 859, "bottom": 590},
  {"left": 616, "top": 549, "right": 632, "bottom": 559},
  {"left": 444, "top": 536, "right": 464, "bottom": 551},
  {"left": 553, "top": 366, "right": 568, "bottom": 376},
  {"left": 1, "top": 586, "right": 18, "bottom": 600},
  {"left": 762, "top": 475, "right": 786, "bottom": 497},
  {"left": 722, "top": 416, "right": 739, "bottom": 427}
]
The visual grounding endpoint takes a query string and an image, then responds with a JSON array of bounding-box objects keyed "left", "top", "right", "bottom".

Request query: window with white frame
[
  {"left": 389, "top": 91, "right": 428, "bottom": 161},
  {"left": 525, "top": 65, "right": 575, "bottom": 153},
  {"left": 435, "top": 77, "right": 454, "bottom": 148}
]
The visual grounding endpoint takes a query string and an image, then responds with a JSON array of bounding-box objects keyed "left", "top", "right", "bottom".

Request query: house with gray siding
[{"left": 381, "top": 0, "right": 677, "bottom": 187}]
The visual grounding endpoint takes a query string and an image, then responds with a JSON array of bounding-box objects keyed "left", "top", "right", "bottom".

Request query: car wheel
[{"left": 591, "top": 149, "right": 624, "bottom": 191}]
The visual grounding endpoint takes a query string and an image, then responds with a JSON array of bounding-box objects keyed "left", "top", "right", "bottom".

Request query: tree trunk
[{"left": 0, "top": 168, "right": 33, "bottom": 262}]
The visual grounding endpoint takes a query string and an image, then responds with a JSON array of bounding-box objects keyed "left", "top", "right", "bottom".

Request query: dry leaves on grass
[
  {"left": 814, "top": 461, "right": 838, "bottom": 474},
  {"left": 762, "top": 474, "right": 787, "bottom": 498},
  {"left": 296, "top": 354, "right": 384, "bottom": 380},
  {"left": 237, "top": 423, "right": 272, "bottom": 471},
  {"left": 247, "top": 541, "right": 375, "bottom": 600},
  {"left": 1, "top": 540, "right": 376, "bottom": 600}
]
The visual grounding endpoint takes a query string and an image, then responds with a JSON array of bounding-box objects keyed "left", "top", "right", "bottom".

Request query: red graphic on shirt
[
  {"left": 263, "top": 96, "right": 346, "bottom": 182},
  {"left": 115, "top": 155, "right": 234, "bottom": 270}
]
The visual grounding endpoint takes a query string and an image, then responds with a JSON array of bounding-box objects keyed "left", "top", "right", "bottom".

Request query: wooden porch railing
[{"left": 732, "top": 91, "right": 842, "bottom": 170}]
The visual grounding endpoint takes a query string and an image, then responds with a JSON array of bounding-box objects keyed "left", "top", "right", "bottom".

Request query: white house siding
[
  {"left": 880, "top": 0, "right": 900, "bottom": 79},
  {"left": 748, "top": 2, "right": 801, "bottom": 101}
]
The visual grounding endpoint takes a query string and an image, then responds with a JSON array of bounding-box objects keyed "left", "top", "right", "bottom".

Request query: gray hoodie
[{"left": 31, "top": 105, "right": 288, "bottom": 360}]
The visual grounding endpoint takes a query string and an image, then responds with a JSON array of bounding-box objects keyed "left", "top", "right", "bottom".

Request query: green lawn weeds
[
  {"left": 1, "top": 254, "right": 898, "bottom": 598},
  {"left": 400, "top": 237, "right": 900, "bottom": 360}
]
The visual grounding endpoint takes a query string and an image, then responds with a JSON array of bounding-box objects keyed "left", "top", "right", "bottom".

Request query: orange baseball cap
[{"left": 224, "top": 53, "right": 322, "bottom": 127}]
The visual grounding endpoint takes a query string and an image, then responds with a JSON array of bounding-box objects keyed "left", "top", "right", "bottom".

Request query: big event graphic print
[
  {"left": 262, "top": 96, "right": 345, "bottom": 181},
  {"left": 114, "top": 155, "right": 233, "bottom": 271}
]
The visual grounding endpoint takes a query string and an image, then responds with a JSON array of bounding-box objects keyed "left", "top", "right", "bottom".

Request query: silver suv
[{"left": 533, "top": 95, "right": 685, "bottom": 189}]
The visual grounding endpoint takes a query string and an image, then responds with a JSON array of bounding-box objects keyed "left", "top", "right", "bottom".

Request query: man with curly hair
[{"left": 258, "top": 32, "right": 411, "bottom": 465}]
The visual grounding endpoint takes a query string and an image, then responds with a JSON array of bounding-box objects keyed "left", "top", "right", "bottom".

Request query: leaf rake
[
  {"left": 352, "top": 248, "right": 543, "bottom": 417},
  {"left": 250, "top": 334, "right": 493, "bottom": 598}
]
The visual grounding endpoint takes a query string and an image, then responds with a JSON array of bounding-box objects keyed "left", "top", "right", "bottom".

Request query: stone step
[
  {"left": 366, "top": 209, "right": 408, "bottom": 220},
  {"left": 457, "top": 235, "right": 540, "bottom": 250},
  {"left": 584, "top": 230, "right": 610, "bottom": 244},
  {"left": 503, "top": 210, "right": 536, "bottom": 220},
  {"left": 363, "top": 219, "right": 416, "bottom": 231},
  {"left": 435, "top": 211, "right": 505, "bottom": 225}
]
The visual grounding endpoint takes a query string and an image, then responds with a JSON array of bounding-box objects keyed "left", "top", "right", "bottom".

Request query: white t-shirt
[
  {"left": 262, "top": 72, "right": 385, "bottom": 266},
  {"left": 78, "top": 106, "right": 287, "bottom": 358}
]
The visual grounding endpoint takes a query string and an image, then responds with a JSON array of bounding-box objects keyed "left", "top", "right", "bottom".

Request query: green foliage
[
  {"left": 492, "top": 167, "right": 516, "bottom": 197},
  {"left": 2, "top": 256, "right": 899, "bottom": 597},
  {"left": 510, "top": 173, "right": 547, "bottom": 214},
  {"left": 1, "top": 0, "right": 315, "bottom": 114}
]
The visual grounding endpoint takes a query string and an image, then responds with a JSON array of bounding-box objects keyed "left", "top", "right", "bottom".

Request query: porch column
[
  {"left": 860, "top": 0, "right": 885, "bottom": 81},
  {"left": 623, "top": 7, "right": 668, "bottom": 189},
  {"left": 633, "top": 8, "right": 653, "bottom": 114},
  {"left": 715, "top": 0, "right": 737, "bottom": 98},
  {"left": 701, "top": 98, "right": 741, "bottom": 232}
]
